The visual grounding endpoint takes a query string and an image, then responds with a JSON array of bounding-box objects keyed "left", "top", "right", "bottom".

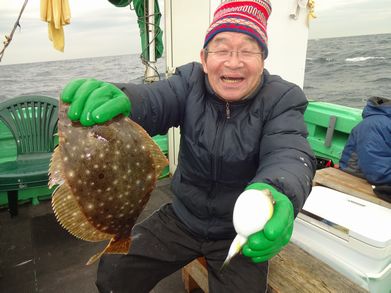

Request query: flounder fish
[{"left": 49, "top": 101, "right": 168, "bottom": 265}]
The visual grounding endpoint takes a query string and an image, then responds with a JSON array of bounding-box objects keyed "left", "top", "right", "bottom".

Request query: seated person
[{"left": 339, "top": 96, "right": 391, "bottom": 201}]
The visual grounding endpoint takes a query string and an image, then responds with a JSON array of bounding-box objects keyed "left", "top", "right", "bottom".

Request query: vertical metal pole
[{"left": 144, "top": 0, "right": 159, "bottom": 82}]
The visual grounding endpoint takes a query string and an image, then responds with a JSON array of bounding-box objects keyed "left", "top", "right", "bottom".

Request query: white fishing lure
[{"left": 222, "top": 188, "right": 274, "bottom": 267}]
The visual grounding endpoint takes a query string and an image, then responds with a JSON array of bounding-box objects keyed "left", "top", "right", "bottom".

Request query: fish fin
[
  {"left": 86, "top": 236, "right": 131, "bottom": 265},
  {"left": 52, "top": 183, "right": 112, "bottom": 242},
  {"left": 131, "top": 121, "right": 169, "bottom": 178},
  {"left": 48, "top": 146, "right": 64, "bottom": 188}
]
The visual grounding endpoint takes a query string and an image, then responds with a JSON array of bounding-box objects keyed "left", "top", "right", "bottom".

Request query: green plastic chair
[{"left": 0, "top": 95, "right": 58, "bottom": 216}]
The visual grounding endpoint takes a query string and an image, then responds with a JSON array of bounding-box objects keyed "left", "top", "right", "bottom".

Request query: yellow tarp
[{"left": 40, "top": 0, "right": 71, "bottom": 52}]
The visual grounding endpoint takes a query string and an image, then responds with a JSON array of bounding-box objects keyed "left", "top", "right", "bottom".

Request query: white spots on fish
[
  {"left": 80, "top": 154, "right": 85, "bottom": 159},
  {"left": 112, "top": 165, "right": 118, "bottom": 171},
  {"left": 126, "top": 144, "right": 131, "bottom": 149},
  {"left": 77, "top": 179, "right": 82, "bottom": 185},
  {"left": 86, "top": 170, "right": 91, "bottom": 175},
  {"left": 136, "top": 180, "right": 141, "bottom": 185},
  {"left": 106, "top": 187, "right": 111, "bottom": 192},
  {"left": 138, "top": 199, "right": 142, "bottom": 204},
  {"left": 90, "top": 182, "right": 95, "bottom": 187},
  {"left": 113, "top": 179, "right": 119, "bottom": 185},
  {"left": 119, "top": 213, "right": 124, "bottom": 218},
  {"left": 106, "top": 214, "right": 113, "bottom": 219},
  {"left": 97, "top": 189, "right": 102, "bottom": 193},
  {"left": 87, "top": 203, "right": 94, "bottom": 210},
  {"left": 99, "top": 202, "right": 104, "bottom": 207},
  {"left": 118, "top": 194, "right": 123, "bottom": 199},
  {"left": 85, "top": 153, "right": 91, "bottom": 159},
  {"left": 299, "top": 156, "right": 305, "bottom": 161},
  {"left": 122, "top": 175, "right": 127, "bottom": 180},
  {"left": 108, "top": 196, "right": 113, "bottom": 201},
  {"left": 304, "top": 163, "right": 308, "bottom": 167},
  {"left": 99, "top": 153, "right": 104, "bottom": 158},
  {"left": 115, "top": 150, "right": 120, "bottom": 155},
  {"left": 64, "top": 156, "right": 69, "bottom": 162},
  {"left": 94, "top": 164, "right": 99, "bottom": 169},
  {"left": 141, "top": 145, "right": 146, "bottom": 150},
  {"left": 136, "top": 162, "right": 140, "bottom": 167},
  {"left": 146, "top": 173, "right": 153, "bottom": 180},
  {"left": 68, "top": 171, "right": 75, "bottom": 178}
]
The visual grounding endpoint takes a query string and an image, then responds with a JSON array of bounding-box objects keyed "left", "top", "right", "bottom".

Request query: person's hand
[
  {"left": 61, "top": 78, "right": 131, "bottom": 126},
  {"left": 242, "top": 183, "right": 294, "bottom": 263}
]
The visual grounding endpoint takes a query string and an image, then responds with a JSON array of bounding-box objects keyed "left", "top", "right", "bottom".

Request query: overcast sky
[{"left": 0, "top": 0, "right": 390, "bottom": 65}]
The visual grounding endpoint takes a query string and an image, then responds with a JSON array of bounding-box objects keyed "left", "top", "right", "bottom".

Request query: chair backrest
[{"left": 0, "top": 95, "right": 58, "bottom": 156}]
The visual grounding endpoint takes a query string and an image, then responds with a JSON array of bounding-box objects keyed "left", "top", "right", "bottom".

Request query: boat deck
[{"left": 0, "top": 178, "right": 193, "bottom": 293}]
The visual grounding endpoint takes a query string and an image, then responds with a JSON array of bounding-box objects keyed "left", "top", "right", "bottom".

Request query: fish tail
[
  {"left": 86, "top": 236, "right": 132, "bottom": 265},
  {"left": 220, "top": 234, "right": 247, "bottom": 270}
]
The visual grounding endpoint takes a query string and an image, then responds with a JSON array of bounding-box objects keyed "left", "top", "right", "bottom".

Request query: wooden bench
[
  {"left": 182, "top": 167, "right": 385, "bottom": 292},
  {"left": 313, "top": 167, "right": 390, "bottom": 208},
  {"left": 182, "top": 241, "right": 367, "bottom": 293}
]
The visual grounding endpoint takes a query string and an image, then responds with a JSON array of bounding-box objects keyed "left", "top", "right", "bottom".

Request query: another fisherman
[
  {"left": 61, "top": 0, "right": 316, "bottom": 292},
  {"left": 339, "top": 96, "right": 391, "bottom": 202}
]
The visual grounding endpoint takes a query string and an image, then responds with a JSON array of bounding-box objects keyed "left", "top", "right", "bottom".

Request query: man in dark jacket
[
  {"left": 340, "top": 96, "right": 391, "bottom": 200},
  {"left": 61, "top": 0, "right": 316, "bottom": 292}
]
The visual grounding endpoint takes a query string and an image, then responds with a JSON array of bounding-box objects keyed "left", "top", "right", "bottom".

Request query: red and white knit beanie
[{"left": 204, "top": 0, "right": 272, "bottom": 58}]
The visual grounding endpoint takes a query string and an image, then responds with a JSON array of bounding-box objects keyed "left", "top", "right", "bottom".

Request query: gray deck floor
[{"left": 0, "top": 178, "right": 193, "bottom": 293}]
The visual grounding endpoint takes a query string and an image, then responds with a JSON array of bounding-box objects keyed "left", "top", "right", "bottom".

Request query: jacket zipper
[{"left": 225, "top": 102, "right": 231, "bottom": 119}]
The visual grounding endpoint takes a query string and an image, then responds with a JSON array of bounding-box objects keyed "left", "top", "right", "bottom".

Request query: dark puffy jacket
[
  {"left": 116, "top": 62, "right": 316, "bottom": 239},
  {"left": 340, "top": 96, "right": 391, "bottom": 185}
]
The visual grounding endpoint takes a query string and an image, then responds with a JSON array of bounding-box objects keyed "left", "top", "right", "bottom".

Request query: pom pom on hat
[{"left": 204, "top": 0, "right": 272, "bottom": 58}]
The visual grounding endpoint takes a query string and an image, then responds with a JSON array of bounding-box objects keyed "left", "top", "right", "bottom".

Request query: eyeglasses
[{"left": 205, "top": 49, "right": 264, "bottom": 61}]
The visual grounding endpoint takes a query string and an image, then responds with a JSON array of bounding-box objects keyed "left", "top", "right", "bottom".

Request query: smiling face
[{"left": 200, "top": 32, "right": 265, "bottom": 102}]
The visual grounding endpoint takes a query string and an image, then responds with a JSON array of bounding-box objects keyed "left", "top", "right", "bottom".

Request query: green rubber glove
[
  {"left": 61, "top": 78, "right": 131, "bottom": 126},
  {"left": 242, "top": 183, "right": 294, "bottom": 263}
]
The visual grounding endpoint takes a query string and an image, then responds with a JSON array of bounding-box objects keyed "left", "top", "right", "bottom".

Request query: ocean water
[
  {"left": 1, "top": 33, "right": 390, "bottom": 109},
  {"left": 304, "top": 33, "right": 391, "bottom": 108}
]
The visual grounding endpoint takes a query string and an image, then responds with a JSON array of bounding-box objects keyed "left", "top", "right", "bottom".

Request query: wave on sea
[{"left": 345, "top": 56, "right": 385, "bottom": 62}]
